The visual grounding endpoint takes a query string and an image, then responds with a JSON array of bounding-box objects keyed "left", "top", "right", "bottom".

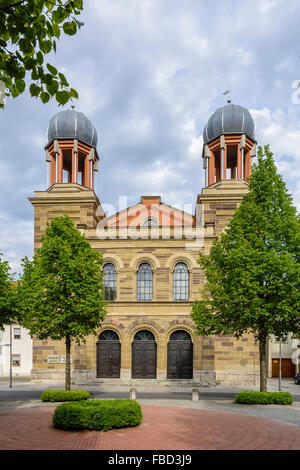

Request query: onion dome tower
[
  {"left": 202, "top": 101, "right": 256, "bottom": 187},
  {"left": 45, "top": 107, "right": 99, "bottom": 189}
]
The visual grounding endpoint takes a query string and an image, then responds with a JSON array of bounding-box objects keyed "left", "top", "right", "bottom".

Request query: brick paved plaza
[{"left": 0, "top": 403, "right": 300, "bottom": 450}]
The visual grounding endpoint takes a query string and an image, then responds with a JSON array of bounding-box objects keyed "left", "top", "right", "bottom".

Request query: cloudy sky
[{"left": 1, "top": 0, "right": 300, "bottom": 274}]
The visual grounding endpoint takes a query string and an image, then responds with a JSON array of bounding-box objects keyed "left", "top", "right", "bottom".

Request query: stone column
[
  {"left": 208, "top": 151, "right": 215, "bottom": 186},
  {"left": 237, "top": 145, "right": 242, "bottom": 179},
  {"left": 223, "top": 143, "right": 227, "bottom": 180}
]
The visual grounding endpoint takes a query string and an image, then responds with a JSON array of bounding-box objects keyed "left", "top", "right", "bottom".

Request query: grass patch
[
  {"left": 52, "top": 399, "right": 143, "bottom": 431},
  {"left": 235, "top": 390, "right": 293, "bottom": 405}
]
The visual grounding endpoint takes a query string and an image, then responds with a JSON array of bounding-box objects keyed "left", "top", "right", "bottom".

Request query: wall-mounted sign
[{"left": 47, "top": 355, "right": 59, "bottom": 364}]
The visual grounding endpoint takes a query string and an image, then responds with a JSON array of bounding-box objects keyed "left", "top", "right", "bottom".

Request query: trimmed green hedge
[
  {"left": 40, "top": 390, "right": 90, "bottom": 402},
  {"left": 235, "top": 391, "right": 293, "bottom": 405},
  {"left": 52, "top": 399, "right": 143, "bottom": 431}
]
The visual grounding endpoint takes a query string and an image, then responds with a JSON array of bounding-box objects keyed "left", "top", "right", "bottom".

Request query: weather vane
[{"left": 222, "top": 87, "right": 232, "bottom": 104}]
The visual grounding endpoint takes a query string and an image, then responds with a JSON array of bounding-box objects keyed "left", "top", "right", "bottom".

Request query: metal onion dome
[
  {"left": 46, "top": 109, "right": 98, "bottom": 149},
  {"left": 203, "top": 103, "right": 255, "bottom": 145}
]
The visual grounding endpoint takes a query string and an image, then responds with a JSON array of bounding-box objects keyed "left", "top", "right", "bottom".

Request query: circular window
[{"left": 143, "top": 218, "right": 158, "bottom": 227}]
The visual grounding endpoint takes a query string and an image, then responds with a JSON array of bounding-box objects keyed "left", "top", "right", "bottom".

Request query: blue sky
[{"left": 1, "top": 0, "right": 300, "bottom": 273}]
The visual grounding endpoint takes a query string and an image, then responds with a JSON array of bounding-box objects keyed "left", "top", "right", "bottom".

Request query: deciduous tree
[
  {"left": 17, "top": 215, "right": 107, "bottom": 390},
  {"left": 191, "top": 146, "right": 300, "bottom": 392}
]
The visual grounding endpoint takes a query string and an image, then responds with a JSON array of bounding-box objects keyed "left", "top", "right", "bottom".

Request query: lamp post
[
  {"left": 279, "top": 338, "right": 282, "bottom": 392},
  {"left": 9, "top": 324, "right": 12, "bottom": 388}
]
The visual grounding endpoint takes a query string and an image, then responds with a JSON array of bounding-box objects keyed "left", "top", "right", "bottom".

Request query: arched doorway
[
  {"left": 167, "top": 330, "right": 193, "bottom": 379},
  {"left": 132, "top": 330, "right": 157, "bottom": 379},
  {"left": 96, "top": 330, "right": 121, "bottom": 378}
]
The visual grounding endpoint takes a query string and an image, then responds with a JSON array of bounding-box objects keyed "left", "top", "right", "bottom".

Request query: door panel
[
  {"left": 167, "top": 341, "right": 193, "bottom": 379},
  {"left": 97, "top": 341, "right": 120, "bottom": 378},
  {"left": 132, "top": 341, "right": 156, "bottom": 378}
]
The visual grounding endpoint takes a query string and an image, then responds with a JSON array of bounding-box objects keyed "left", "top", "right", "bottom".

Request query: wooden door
[
  {"left": 132, "top": 341, "right": 157, "bottom": 379},
  {"left": 167, "top": 341, "right": 193, "bottom": 379},
  {"left": 97, "top": 341, "right": 121, "bottom": 378},
  {"left": 272, "top": 358, "right": 295, "bottom": 378}
]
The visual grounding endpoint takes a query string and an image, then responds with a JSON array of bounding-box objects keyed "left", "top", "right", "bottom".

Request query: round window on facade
[{"left": 143, "top": 218, "right": 158, "bottom": 227}]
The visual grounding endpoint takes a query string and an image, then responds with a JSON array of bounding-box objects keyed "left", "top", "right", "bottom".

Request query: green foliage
[
  {"left": 17, "top": 215, "right": 107, "bottom": 343},
  {"left": 52, "top": 399, "right": 143, "bottom": 431},
  {"left": 0, "top": 0, "right": 84, "bottom": 108},
  {"left": 40, "top": 389, "right": 90, "bottom": 402},
  {"left": 16, "top": 215, "right": 106, "bottom": 390},
  {"left": 191, "top": 145, "right": 300, "bottom": 342},
  {"left": 235, "top": 391, "right": 293, "bottom": 405}
]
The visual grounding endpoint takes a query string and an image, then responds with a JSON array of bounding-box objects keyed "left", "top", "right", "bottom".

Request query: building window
[
  {"left": 143, "top": 218, "right": 158, "bottom": 227},
  {"left": 173, "top": 262, "right": 189, "bottom": 301},
  {"left": 14, "top": 328, "right": 21, "bottom": 340},
  {"left": 103, "top": 263, "right": 117, "bottom": 301},
  {"left": 137, "top": 263, "right": 153, "bottom": 301},
  {"left": 12, "top": 354, "right": 21, "bottom": 367}
]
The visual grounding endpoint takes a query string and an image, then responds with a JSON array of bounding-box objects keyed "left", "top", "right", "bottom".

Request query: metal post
[{"left": 279, "top": 339, "right": 282, "bottom": 392}]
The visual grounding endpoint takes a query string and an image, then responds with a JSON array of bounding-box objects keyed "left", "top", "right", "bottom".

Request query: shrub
[
  {"left": 235, "top": 391, "right": 293, "bottom": 405},
  {"left": 40, "top": 390, "right": 90, "bottom": 402},
  {"left": 52, "top": 399, "right": 143, "bottom": 431}
]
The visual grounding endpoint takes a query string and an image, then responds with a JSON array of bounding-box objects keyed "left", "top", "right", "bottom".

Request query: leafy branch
[{"left": 0, "top": 0, "right": 84, "bottom": 108}]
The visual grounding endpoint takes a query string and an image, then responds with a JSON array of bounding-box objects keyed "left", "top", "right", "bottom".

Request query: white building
[
  {"left": 0, "top": 325, "right": 32, "bottom": 376},
  {"left": 268, "top": 334, "right": 299, "bottom": 378}
]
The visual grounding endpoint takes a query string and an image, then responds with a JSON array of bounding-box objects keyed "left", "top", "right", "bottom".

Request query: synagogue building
[{"left": 29, "top": 102, "right": 261, "bottom": 387}]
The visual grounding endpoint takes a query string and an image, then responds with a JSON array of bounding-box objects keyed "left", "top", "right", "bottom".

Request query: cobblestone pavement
[{"left": 0, "top": 403, "right": 300, "bottom": 450}]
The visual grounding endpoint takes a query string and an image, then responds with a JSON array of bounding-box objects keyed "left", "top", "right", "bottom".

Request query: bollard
[
  {"left": 192, "top": 388, "right": 199, "bottom": 402},
  {"left": 130, "top": 387, "right": 137, "bottom": 400}
]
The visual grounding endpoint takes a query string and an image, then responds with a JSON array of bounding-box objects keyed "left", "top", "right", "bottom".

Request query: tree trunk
[
  {"left": 65, "top": 334, "right": 71, "bottom": 391},
  {"left": 259, "top": 336, "right": 268, "bottom": 392}
]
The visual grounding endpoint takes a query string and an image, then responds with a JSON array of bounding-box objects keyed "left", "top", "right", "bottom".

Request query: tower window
[
  {"left": 103, "top": 263, "right": 117, "bottom": 301},
  {"left": 173, "top": 262, "right": 189, "bottom": 301},
  {"left": 137, "top": 263, "right": 153, "bottom": 301}
]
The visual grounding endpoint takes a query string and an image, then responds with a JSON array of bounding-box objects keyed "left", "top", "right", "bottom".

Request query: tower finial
[{"left": 222, "top": 87, "right": 232, "bottom": 104}]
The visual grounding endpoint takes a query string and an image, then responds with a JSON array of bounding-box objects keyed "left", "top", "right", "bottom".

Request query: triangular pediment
[{"left": 104, "top": 196, "right": 194, "bottom": 227}]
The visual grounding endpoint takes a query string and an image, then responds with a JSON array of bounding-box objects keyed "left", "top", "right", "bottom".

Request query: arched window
[
  {"left": 134, "top": 330, "right": 155, "bottom": 341},
  {"left": 173, "top": 262, "right": 189, "bottom": 301},
  {"left": 170, "top": 330, "right": 191, "bottom": 341},
  {"left": 99, "top": 330, "right": 119, "bottom": 341},
  {"left": 137, "top": 263, "right": 152, "bottom": 301},
  {"left": 143, "top": 218, "right": 158, "bottom": 227},
  {"left": 103, "top": 263, "right": 117, "bottom": 301}
]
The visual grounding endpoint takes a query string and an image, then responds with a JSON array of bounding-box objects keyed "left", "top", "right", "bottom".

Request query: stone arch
[
  {"left": 166, "top": 321, "right": 197, "bottom": 343},
  {"left": 97, "top": 321, "right": 125, "bottom": 342},
  {"left": 127, "top": 320, "right": 163, "bottom": 344},
  {"left": 102, "top": 253, "right": 124, "bottom": 271},
  {"left": 129, "top": 253, "right": 161, "bottom": 272},
  {"left": 165, "top": 253, "right": 198, "bottom": 272}
]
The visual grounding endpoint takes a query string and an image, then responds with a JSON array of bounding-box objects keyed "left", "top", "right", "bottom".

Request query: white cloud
[{"left": 251, "top": 106, "right": 300, "bottom": 210}]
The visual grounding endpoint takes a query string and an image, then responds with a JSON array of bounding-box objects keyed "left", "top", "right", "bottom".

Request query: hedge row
[
  {"left": 40, "top": 390, "right": 90, "bottom": 402},
  {"left": 52, "top": 399, "right": 143, "bottom": 431},
  {"left": 235, "top": 391, "right": 293, "bottom": 405}
]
